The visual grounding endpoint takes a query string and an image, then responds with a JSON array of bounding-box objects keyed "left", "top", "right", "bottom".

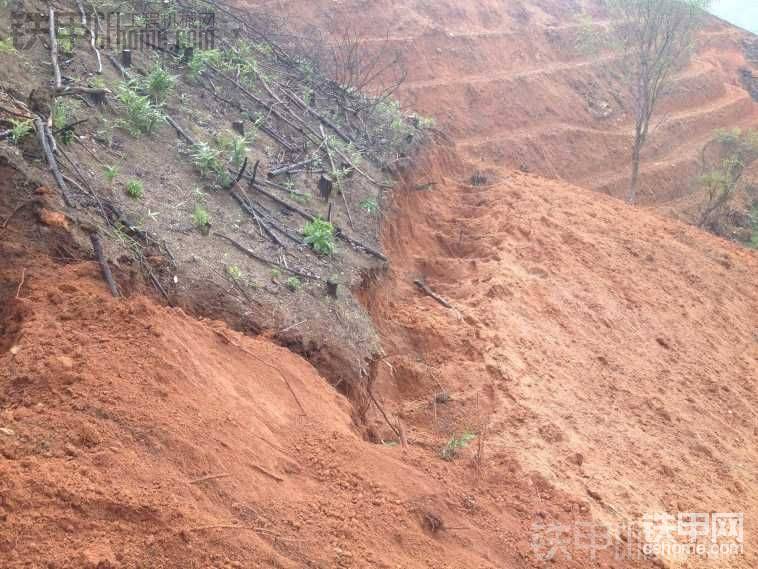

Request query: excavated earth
[{"left": 2, "top": 1, "right": 758, "bottom": 568}]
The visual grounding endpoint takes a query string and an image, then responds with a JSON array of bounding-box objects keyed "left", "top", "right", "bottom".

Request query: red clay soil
[
  {"left": 278, "top": 0, "right": 758, "bottom": 566},
  {"left": 0, "top": 181, "right": 659, "bottom": 568}
]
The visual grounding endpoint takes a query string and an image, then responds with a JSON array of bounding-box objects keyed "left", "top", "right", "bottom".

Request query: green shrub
[
  {"left": 227, "top": 264, "right": 242, "bottom": 281},
  {"left": 303, "top": 218, "right": 335, "bottom": 255},
  {"left": 217, "top": 132, "right": 249, "bottom": 167},
  {"left": 52, "top": 99, "right": 77, "bottom": 144},
  {"left": 115, "top": 82, "right": 165, "bottom": 136},
  {"left": 187, "top": 49, "right": 222, "bottom": 78},
  {"left": 9, "top": 119, "right": 33, "bottom": 144},
  {"left": 191, "top": 142, "right": 223, "bottom": 176},
  {"left": 125, "top": 179, "right": 144, "bottom": 199}
]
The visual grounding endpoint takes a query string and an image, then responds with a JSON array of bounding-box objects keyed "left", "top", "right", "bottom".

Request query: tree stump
[
  {"left": 326, "top": 277, "right": 338, "bottom": 299},
  {"left": 120, "top": 49, "right": 132, "bottom": 68},
  {"left": 318, "top": 175, "right": 333, "bottom": 201}
]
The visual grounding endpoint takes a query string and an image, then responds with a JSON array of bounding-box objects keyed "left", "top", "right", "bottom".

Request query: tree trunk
[{"left": 628, "top": 135, "right": 642, "bottom": 204}]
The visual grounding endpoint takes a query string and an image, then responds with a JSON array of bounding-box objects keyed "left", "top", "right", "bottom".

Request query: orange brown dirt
[
  {"left": 2, "top": 1, "right": 758, "bottom": 568},
  {"left": 0, "top": 170, "right": 655, "bottom": 569}
]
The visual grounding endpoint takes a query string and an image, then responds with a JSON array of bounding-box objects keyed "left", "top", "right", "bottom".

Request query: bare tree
[{"left": 609, "top": 0, "right": 710, "bottom": 203}]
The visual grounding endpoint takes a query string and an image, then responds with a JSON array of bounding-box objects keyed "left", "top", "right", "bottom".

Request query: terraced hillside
[{"left": 271, "top": 0, "right": 757, "bottom": 211}]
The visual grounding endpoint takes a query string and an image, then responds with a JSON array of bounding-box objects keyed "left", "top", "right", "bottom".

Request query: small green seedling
[
  {"left": 192, "top": 204, "right": 210, "bottom": 231},
  {"left": 303, "top": 218, "right": 335, "bottom": 255},
  {"left": 125, "top": 179, "right": 144, "bottom": 199},
  {"left": 227, "top": 264, "right": 242, "bottom": 281},
  {"left": 286, "top": 276, "right": 301, "bottom": 291},
  {"left": 440, "top": 432, "right": 475, "bottom": 461},
  {"left": 104, "top": 165, "right": 119, "bottom": 184}
]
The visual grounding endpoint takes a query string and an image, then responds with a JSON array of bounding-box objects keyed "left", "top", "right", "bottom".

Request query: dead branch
[
  {"left": 321, "top": 125, "right": 354, "bottom": 229},
  {"left": 187, "top": 524, "right": 304, "bottom": 541},
  {"left": 367, "top": 386, "right": 402, "bottom": 439},
  {"left": 214, "top": 233, "right": 319, "bottom": 280},
  {"left": 165, "top": 115, "right": 198, "bottom": 146},
  {"left": 413, "top": 279, "right": 452, "bottom": 309},
  {"left": 48, "top": 7, "right": 62, "bottom": 90},
  {"left": 211, "top": 327, "right": 308, "bottom": 417},
  {"left": 105, "top": 51, "right": 129, "bottom": 78},
  {"left": 268, "top": 157, "right": 316, "bottom": 178},
  {"left": 15, "top": 268, "right": 26, "bottom": 299},
  {"left": 89, "top": 232, "right": 120, "bottom": 297},
  {"left": 229, "top": 190, "right": 286, "bottom": 248},
  {"left": 251, "top": 463, "right": 285, "bottom": 482},
  {"left": 74, "top": 0, "right": 102, "bottom": 74},
  {"left": 280, "top": 85, "right": 353, "bottom": 144},
  {"left": 190, "top": 473, "right": 231, "bottom": 484},
  {"left": 34, "top": 117, "right": 73, "bottom": 207}
]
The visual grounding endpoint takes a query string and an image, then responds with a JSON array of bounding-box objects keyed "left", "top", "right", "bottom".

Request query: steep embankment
[{"left": 363, "top": 148, "right": 758, "bottom": 567}]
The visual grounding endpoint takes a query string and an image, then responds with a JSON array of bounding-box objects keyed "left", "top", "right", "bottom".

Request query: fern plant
[
  {"left": 142, "top": 65, "right": 176, "bottom": 103},
  {"left": 9, "top": 119, "right": 33, "bottom": 144},
  {"left": 115, "top": 82, "right": 165, "bottom": 136},
  {"left": 303, "top": 218, "right": 335, "bottom": 255}
]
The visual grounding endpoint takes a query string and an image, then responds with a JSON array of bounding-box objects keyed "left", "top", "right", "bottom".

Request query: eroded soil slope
[
  {"left": 278, "top": 0, "right": 758, "bottom": 566},
  {"left": 363, "top": 148, "right": 758, "bottom": 567},
  {"left": 0, "top": 161, "right": 656, "bottom": 568}
]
